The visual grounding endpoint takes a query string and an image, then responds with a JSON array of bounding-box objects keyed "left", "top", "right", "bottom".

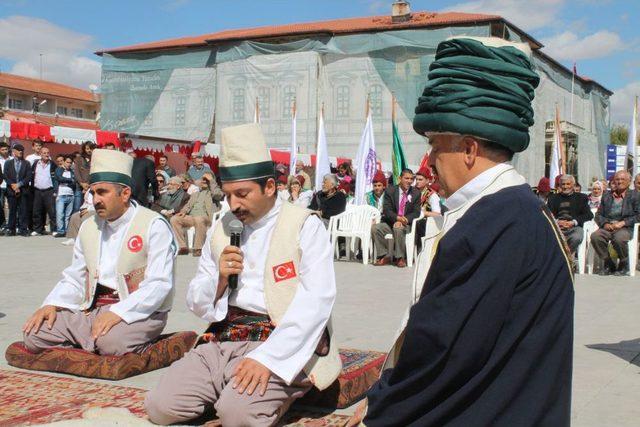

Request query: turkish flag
[{"left": 272, "top": 261, "right": 297, "bottom": 283}]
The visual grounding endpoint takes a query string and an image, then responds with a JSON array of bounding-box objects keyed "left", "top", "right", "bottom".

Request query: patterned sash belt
[
  {"left": 202, "top": 307, "right": 274, "bottom": 343},
  {"left": 94, "top": 285, "right": 120, "bottom": 308}
]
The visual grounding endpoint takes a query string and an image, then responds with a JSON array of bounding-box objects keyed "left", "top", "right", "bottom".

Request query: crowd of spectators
[{"left": 1, "top": 139, "right": 639, "bottom": 273}]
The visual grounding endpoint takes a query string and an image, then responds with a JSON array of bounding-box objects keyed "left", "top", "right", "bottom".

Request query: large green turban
[{"left": 413, "top": 37, "right": 540, "bottom": 153}]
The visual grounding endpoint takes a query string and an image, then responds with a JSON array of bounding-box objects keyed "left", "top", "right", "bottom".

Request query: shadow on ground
[{"left": 587, "top": 338, "right": 640, "bottom": 367}]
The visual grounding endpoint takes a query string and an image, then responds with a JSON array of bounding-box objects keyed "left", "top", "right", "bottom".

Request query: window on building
[
  {"left": 200, "top": 95, "right": 212, "bottom": 124},
  {"left": 282, "top": 85, "right": 296, "bottom": 118},
  {"left": 232, "top": 88, "right": 245, "bottom": 121},
  {"left": 258, "top": 87, "right": 270, "bottom": 119},
  {"left": 336, "top": 85, "right": 350, "bottom": 118},
  {"left": 370, "top": 85, "right": 383, "bottom": 118},
  {"left": 8, "top": 98, "right": 23, "bottom": 110},
  {"left": 71, "top": 108, "right": 84, "bottom": 118},
  {"left": 56, "top": 106, "right": 68, "bottom": 116},
  {"left": 175, "top": 96, "right": 187, "bottom": 126}
]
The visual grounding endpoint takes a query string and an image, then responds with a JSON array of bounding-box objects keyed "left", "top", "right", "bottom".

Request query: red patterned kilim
[
  {"left": 0, "top": 369, "right": 351, "bottom": 426},
  {"left": 0, "top": 369, "right": 147, "bottom": 426}
]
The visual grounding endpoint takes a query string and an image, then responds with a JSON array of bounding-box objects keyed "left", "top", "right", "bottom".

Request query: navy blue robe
[{"left": 365, "top": 184, "right": 574, "bottom": 427}]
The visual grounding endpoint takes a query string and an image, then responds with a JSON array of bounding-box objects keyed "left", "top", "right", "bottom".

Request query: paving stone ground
[{"left": 1, "top": 235, "right": 639, "bottom": 425}]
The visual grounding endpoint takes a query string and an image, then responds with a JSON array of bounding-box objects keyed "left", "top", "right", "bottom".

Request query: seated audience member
[
  {"left": 309, "top": 173, "right": 347, "bottom": 227},
  {"left": 156, "top": 171, "right": 169, "bottom": 195},
  {"left": 414, "top": 179, "right": 444, "bottom": 253},
  {"left": 171, "top": 174, "right": 218, "bottom": 257},
  {"left": 22, "top": 149, "right": 176, "bottom": 356},
  {"left": 574, "top": 182, "right": 582, "bottom": 193},
  {"left": 372, "top": 169, "right": 421, "bottom": 268},
  {"left": 588, "top": 181, "right": 604, "bottom": 210},
  {"left": 535, "top": 177, "right": 551, "bottom": 203},
  {"left": 591, "top": 170, "right": 639, "bottom": 275},
  {"left": 152, "top": 176, "right": 190, "bottom": 219},
  {"left": 294, "top": 160, "right": 312, "bottom": 191},
  {"left": 286, "top": 175, "right": 312, "bottom": 208},
  {"left": 338, "top": 180, "right": 354, "bottom": 204},
  {"left": 157, "top": 154, "right": 176, "bottom": 177},
  {"left": 53, "top": 155, "right": 76, "bottom": 238},
  {"left": 61, "top": 190, "right": 94, "bottom": 246},
  {"left": 187, "top": 153, "right": 212, "bottom": 182},
  {"left": 547, "top": 174, "right": 593, "bottom": 256},
  {"left": 103, "top": 143, "right": 117, "bottom": 150},
  {"left": 366, "top": 171, "right": 387, "bottom": 212},
  {"left": 336, "top": 161, "right": 353, "bottom": 184},
  {"left": 180, "top": 174, "right": 200, "bottom": 195},
  {"left": 276, "top": 175, "right": 288, "bottom": 194},
  {"left": 634, "top": 173, "right": 640, "bottom": 196}
]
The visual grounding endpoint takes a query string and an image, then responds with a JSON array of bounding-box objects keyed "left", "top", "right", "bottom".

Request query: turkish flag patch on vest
[
  {"left": 273, "top": 261, "right": 296, "bottom": 283},
  {"left": 127, "top": 235, "right": 143, "bottom": 253}
]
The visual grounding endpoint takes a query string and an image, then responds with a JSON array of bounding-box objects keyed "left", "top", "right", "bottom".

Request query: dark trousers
[
  {"left": 7, "top": 192, "right": 28, "bottom": 233},
  {"left": 591, "top": 227, "right": 633, "bottom": 265},
  {"left": 0, "top": 187, "right": 6, "bottom": 228},
  {"left": 33, "top": 188, "right": 56, "bottom": 234}
]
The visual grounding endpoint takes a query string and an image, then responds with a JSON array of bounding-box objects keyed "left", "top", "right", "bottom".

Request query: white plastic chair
[
  {"left": 577, "top": 220, "right": 596, "bottom": 274},
  {"left": 329, "top": 205, "right": 381, "bottom": 265},
  {"left": 405, "top": 213, "right": 425, "bottom": 268},
  {"left": 628, "top": 223, "right": 639, "bottom": 277}
]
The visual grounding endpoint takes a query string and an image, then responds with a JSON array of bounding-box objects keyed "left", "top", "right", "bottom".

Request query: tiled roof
[
  {"left": 3, "top": 111, "right": 100, "bottom": 130},
  {"left": 0, "top": 73, "right": 97, "bottom": 103},
  {"left": 97, "top": 11, "right": 502, "bottom": 54}
]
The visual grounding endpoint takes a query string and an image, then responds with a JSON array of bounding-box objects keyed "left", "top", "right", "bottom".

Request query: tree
[{"left": 610, "top": 124, "right": 628, "bottom": 146}]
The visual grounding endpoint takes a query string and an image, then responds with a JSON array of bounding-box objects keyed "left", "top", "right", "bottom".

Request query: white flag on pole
[
  {"left": 354, "top": 109, "right": 377, "bottom": 205},
  {"left": 289, "top": 104, "right": 297, "bottom": 176},
  {"left": 314, "top": 109, "right": 330, "bottom": 191},
  {"left": 626, "top": 96, "right": 637, "bottom": 174},
  {"left": 550, "top": 106, "right": 563, "bottom": 189}
]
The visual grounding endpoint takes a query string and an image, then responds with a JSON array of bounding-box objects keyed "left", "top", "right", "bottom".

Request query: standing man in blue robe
[{"left": 350, "top": 36, "right": 574, "bottom": 427}]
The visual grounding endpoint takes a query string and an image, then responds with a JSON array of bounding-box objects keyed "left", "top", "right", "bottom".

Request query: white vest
[
  {"left": 78, "top": 206, "right": 175, "bottom": 312},
  {"left": 210, "top": 202, "right": 342, "bottom": 391}
]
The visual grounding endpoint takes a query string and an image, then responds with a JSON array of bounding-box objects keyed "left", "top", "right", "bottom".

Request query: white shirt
[
  {"left": 33, "top": 160, "right": 54, "bottom": 190},
  {"left": 57, "top": 170, "right": 74, "bottom": 197},
  {"left": 26, "top": 153, "right": 41, "bottom": 165},
  {"left": 444, "top": 163, "right": 513, "bottom": 211},
  {"left": 187, "top": 184, "right": 199, "bottom": 195},
  {"left": 428, "top": 192, "right": 441, "bottom": 214},
  {"left": 0, "top": 156, "right": 10, "bottom": 189},
  {"left": 43, "top": 203, "right": 177, "bottom": 324},
  {"left": 187, "top": 198, "right": 336, "bottom": 384}
]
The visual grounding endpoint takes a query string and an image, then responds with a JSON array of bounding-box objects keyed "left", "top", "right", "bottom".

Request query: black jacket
[
  {"left": 595, "top": 190, "right": 639, "bottom": 229},
  {"left": 365, "top": 185, "right": 574, "bottom": 427},
  {"left": 546, "top": 191, "right": 593, "bottom": 227},
  {"left": 131, "top": 157, "right": 159, "bottom": 207},
  {"left": 381, "top": 185, "right": 422, "bottom": 227},
  {"left": 3, "top": 158, "right": 32, "bottom": 197},
  {"left": 309, "top": 190, "right": 347, "bottom": 220},
  {"left": 30, "top": 160, "right": 57, "bottom": 190}
]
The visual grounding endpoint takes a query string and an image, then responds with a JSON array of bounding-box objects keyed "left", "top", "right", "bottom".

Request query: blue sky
[{"left": 0, "top": 0, "right": 638, "bottom": 123}]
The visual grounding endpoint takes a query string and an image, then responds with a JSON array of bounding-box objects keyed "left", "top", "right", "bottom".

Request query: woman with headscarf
[
  {"left": 588, "top": 180, "right": 604, "bottom": 210},
  {"left": 286, "top": 175, "right": 313, "bottom": 208}
]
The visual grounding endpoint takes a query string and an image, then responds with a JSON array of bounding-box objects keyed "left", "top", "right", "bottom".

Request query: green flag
[{"left": 392, "top": 121, "right": 408, "bottom": 185}]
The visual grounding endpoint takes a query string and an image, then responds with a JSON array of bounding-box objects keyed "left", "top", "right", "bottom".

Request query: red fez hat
[
  {"left": 416, "top": 167, "right": 431, "bottom": 178},
  {"left": 430, "top": 182, "right": 441, "bottom": 193},
  {"left": 277, "top": 175, "right": 288, "bottom": 185},
  {"left": 373, "top": 171, "right": 387, "bottom": 186},
  {"left": 295, "top": 174, "right": 306, "bottom": 187},
  {"left": 537, "top": 177, "right": 551, "bottom": 193}
]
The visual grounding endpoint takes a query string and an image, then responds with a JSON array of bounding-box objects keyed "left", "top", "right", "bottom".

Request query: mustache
[
  {"left": 232, "top": 208, "right": 249, "bottom": 218},
  {"left": 94, "top": 203, "right": 105, "bottom": 210}
]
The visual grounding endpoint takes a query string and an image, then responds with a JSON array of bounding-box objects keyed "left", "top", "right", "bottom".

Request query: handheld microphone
[{"left": 228, "top": 219, "right": 244, "bottom": 290}]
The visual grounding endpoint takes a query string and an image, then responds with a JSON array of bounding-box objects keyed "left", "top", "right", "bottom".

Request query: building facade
[{"left": 97, "top": 8, "right": 612, "bottom": 184}]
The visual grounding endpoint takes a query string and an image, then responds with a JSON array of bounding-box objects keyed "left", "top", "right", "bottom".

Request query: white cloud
[
  {"left": 541, "top": 30, "right": 624, "bottom": 61},
  {"left": 0, "top": 15, "right": 101, "bottom": 90},
  {"left": 610, "top": 81, "right": 640, "bottom": 125},
  {"left": 366, "top": 0, "right": 388, "bottom": 14},
  {"left": 444, "top": 0, "right": 565, "bottom": 31}
]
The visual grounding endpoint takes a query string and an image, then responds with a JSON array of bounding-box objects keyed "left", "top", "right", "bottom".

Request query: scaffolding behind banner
[{"left": 99, "top": 24, "right": 612, "bottom": 184}]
